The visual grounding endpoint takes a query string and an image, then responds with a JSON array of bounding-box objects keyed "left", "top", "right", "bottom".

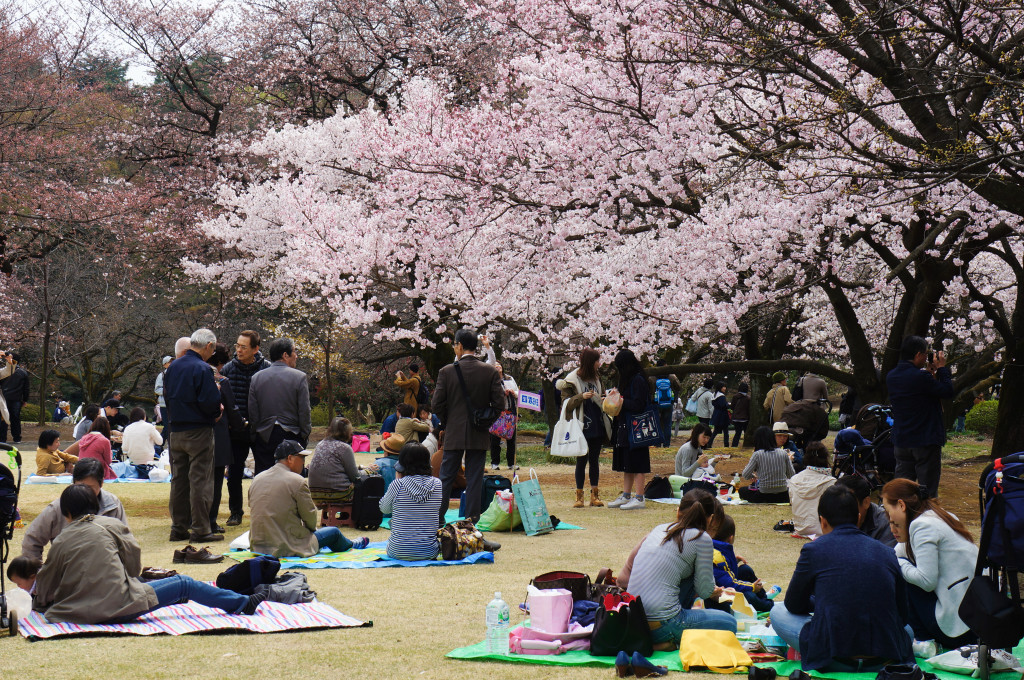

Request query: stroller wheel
[{"left": 8, "top": 609, "right": 16, "bottom": 637}]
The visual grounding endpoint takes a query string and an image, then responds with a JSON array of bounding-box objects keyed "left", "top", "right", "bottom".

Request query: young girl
[
  {"left": 739, "top": 426, "right": 795, "bottom": 503},
  {"left": 881, "top": 479, "right": 978, "bottom": 649}
]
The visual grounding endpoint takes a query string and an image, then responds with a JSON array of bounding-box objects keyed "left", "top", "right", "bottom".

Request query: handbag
[
  {"left": 531, "top": 570, "right": 592, "bottom": 601},
  {"left": 453, "top": 362, "right": 499, "bottom": 430},
  {"left": 627, "top": 403, "right": 663, "bottom": 447},
  {"left": 678, "top": 629, "right": 752, "bottom": 673},
  {"left": 488, "top": 409, "right": 518, "bottom": 439},
  {"left": 512, "top": 469, "right": 554, "bottom": 536},
  {"left": 590, "top": 592, "right": 653, "bottom": 657},
  {"left": 591, "top": 567, "right": 623, "bottom": 601},
  {"left": 437, "top": 519, "right": 488, "bottom": 560},
  {"left": 685, "top": 396, "right": 699, "bottom": 414},
  {"left": 550, "top": 400, "right": 589, "bottom": 458}
]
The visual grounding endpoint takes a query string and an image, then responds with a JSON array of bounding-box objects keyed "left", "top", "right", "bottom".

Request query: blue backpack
[
  {"left": 980, "top": 458, "right": 1024, "bottom": 570},
  {"left": 655, "top": 378, "right": 673, "bottom": 408}
]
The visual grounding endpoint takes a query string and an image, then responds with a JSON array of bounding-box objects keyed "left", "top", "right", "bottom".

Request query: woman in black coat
[
  {"left": 207, "top": 344, "right": 246, "bottom": 533},
  {"left": 608, "top": 349, "right": 652, "bottom": 510}
]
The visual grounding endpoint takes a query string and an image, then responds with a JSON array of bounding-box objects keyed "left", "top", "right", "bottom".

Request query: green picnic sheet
[
  {"left": 381, "top": 508, "right": 582, "bottom": 531},
  {"left": 447, "top": 641, "right": 685, "bottom": 670}
]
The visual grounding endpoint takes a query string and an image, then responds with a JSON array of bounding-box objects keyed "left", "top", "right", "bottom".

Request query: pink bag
[
  {"left": 351, "top": 434, "right": 370, "bottom": 452},
  {"left": 527, "top": 586, "right": 573, "bottom": 634}
]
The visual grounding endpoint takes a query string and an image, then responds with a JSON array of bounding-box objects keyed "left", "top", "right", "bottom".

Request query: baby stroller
[
  {"left": 0, "top": 443, "right": 23, "bottom": 637},
  {"left": 779, "top": 399, "right": 830, "bottom": 450},
  {"left": 853, "top": 404, "right": 896, "bottom": 475},
  {"left": 832, "top": 425, "right": 894, "bottom": 491},
  {"left": 966, "top": 453, "right": 1024, "bottom": 680}
]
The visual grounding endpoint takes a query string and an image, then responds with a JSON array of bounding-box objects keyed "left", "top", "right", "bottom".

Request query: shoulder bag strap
[
  {"left": 769, "top": 387, "right": 778, "bottom": 417},
  {"left": 453, "top": 362, "right": 477, "bottom": 420}
]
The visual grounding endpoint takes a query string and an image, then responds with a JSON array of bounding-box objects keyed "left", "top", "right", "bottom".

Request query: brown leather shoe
[
  {"left": 189, "top": 532, "right": 225, "bottom": 543},
  {"left": 172, "top": 545, "right": 198, "bottom": 563},
  {"left": 141, "top": 567, "right": 178, "bottom": 580},
  {"left": 173, "top": 545, "right": 225, "bottom": 564}
]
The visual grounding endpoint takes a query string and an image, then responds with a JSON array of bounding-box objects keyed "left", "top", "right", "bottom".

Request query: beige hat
[
  {"left": 772, "top": 422, "right": 792, "bottom": 436},
  {"left": 381, "top": 433, "right": 407, "bottom": 456}
]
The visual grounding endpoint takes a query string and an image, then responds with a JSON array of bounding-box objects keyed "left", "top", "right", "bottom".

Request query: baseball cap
[
  {"left": 103, "top": 399, "right": 121, "bottom": 408},
  {"left": 274, "top": 440, "right": 311, "bottom": 460}
]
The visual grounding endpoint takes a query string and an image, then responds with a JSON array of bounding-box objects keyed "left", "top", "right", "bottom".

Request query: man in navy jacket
[
  {"left": 771, "top": 486, "right": 913, "bottom": 672},
  {"left": 165, "top": 328, "right": 223, "bottom": 543},
  {"left": 886, "top": 335, "right": 954, "bottom": 498}
]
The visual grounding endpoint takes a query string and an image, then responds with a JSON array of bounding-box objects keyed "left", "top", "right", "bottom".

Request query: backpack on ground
[
  {"left": 655, "top": 378, "right": 673, "bottom": 408},
  {"left": 352, "top": 476, "right": 387, "bottom": 530},
  {"left": 791, "top": 377, "right": 805, "bottom": 401},
  {"left": 644, "top": 475, "right": 673, "bottom": 499},
  {"left": 482, "top": 474, "right": 512, "bottom": 513},
  {"left": 216, "top": 555, "right": 281, "bottom": 595},
  {"left": 416, "top": 379, "right": 431, "bottom": 406}
]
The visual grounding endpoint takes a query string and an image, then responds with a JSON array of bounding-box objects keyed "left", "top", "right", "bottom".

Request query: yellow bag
[{"left": 679, "top": 629, "right": 753, "bottom": 674}]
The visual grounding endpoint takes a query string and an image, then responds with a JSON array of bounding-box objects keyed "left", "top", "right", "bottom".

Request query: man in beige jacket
[
  {"left": 764, "top": 372, "right": 794, "bottom": 423},
  {"left": 248, "top": 440, "right": 367, "bottom": 558}
]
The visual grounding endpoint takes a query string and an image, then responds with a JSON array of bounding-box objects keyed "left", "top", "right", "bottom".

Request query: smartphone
[{"left": 927, "top": 351, "right": 934, "bottom": 363}]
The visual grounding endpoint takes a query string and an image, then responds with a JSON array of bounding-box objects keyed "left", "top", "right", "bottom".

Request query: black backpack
[
  {"left": 643, "top": 476, "right": 673, "bottom": 499},
  {"left": 416, "top": 379, "right": 431, "bottom": 406},
  {"left": 215, "top": 555, "right": 281, "bottom": 595},
  {"left": 791, "top": 377, "right": 805, "bottom": 401},
  {"left": 353, "top": 476, "right": 386, "bottom": 530},
  {"left": 482, "top": 474, "right": 512, "bottom": 513}
]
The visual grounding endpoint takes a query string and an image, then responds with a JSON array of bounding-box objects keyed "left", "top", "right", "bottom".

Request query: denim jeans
[
  {"left": 649, "top": 581, "right": 737, "bottom": 645},
  {"left": 314, "top": 526, "right": 354, "bottom": 552},
  {"left": 105, "top": 575, "right": 248, "bottom": 622}
]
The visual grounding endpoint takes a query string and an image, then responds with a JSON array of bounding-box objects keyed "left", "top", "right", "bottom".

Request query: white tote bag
[{"left": 550, "top": 399, "right": 589, "bottom": 458}]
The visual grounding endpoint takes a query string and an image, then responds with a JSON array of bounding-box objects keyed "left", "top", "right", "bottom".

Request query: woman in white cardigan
[{"left": 881, "top": 479, "right": 978, "bottom": 649}]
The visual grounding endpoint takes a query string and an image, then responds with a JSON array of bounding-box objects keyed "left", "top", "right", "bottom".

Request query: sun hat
[{"left": 381, "top": 433, "right": 406, "bottom": 456}]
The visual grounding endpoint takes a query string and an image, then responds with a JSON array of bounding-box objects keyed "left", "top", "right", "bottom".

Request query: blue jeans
[
  {"left": 650, "top": 581, "right": 737, "bottom": 645},
  {"left": 770, "top": 602, "right": 913, "bottom": 671},
  {"left": 106, "top": 575, "right": 248, "bottom": 621},
  {"left": 314, "top": 526, "right": 354, "bottom": 552}
]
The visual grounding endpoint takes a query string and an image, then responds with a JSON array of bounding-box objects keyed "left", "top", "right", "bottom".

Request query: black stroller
[
  {"left": 963, "top": 453, "right": 1024, "bottom": 680},
  {"left": 779, "top": 399, "right": 831, "bottom": 450},
  {"left": 831, "top": 404, "right": 895, "bottom": 490},
  {"left": 0, "top": 443, "right": 23, "bottom": 637}
]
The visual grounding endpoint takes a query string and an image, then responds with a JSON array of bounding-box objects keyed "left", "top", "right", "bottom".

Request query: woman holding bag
[
  {"left": 608, "top": 349, "right": 653, "bottom": 510},
  {"left": 558, "top": 348, "right": 612, "bottom": 508}
]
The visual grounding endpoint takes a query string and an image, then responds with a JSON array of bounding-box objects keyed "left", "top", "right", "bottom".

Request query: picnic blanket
[
  {"left": 18, "top": 601, "right": 369, "bottom": 640},
  {"left": 382, "top": 509, "right": 583, "bottom": 531},
  {"left": 225, "top": 541, "right": 495, "bottom": 569},
  {"left": 449, "top": 645, "right": 1021, "bottom": 679},
  {"left": 25, "top": 472, "right": 170, "bottom": 484}
]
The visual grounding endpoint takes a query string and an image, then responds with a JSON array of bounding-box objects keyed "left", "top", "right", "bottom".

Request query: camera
[{"left": 927, "top": 351, "right": 934, "bottom": 363}]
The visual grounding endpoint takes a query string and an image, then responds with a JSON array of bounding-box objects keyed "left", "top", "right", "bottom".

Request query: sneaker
[
  {"left": 607, "top": 493, "right": 631, "bottom": 508},
  {"left": 352, "top": 537, "right": 370, "bottom": 550},
  {"left": 490, "top": 464, "right": 500, "bottom": 471},
  {"left": 912, "top": 640, "right": 938, "bottom": 659},
  {"left": 621, "top": 496, "right": 646, "bottom": 510}
]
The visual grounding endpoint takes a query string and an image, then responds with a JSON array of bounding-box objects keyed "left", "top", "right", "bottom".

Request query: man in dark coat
[
  {"left": 432, "top": 328, "right": 505, "bottom": 526},
  {"left": 771, "top": 486, "right": 913, "bottom": 671},
  {"left": 0, "top": 351, "right": 30, "bottom": 443}
]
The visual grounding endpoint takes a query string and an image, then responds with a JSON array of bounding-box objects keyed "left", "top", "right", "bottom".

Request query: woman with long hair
[
  {"left": 619, "top": 489, "right": 736, "bottom": 650},
  {"left": 558, "top": 347, "right": 611, "bottom": 508},
  {"left": 607, "top": 349, "right": 652, "bottom": 510},
  {"left": 881, "top": 479, "right": 978, "bottom": 649}
]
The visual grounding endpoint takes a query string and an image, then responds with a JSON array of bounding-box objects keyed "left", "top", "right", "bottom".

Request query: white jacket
[
  {"left": 787, "top": 467, "right": 836, "bottom": 537},
  {"left": 896, "top": 510, "right": 978, "bottom": 637}
]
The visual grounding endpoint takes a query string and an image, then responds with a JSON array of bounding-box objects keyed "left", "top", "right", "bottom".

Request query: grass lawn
[{"left": 1, "top": 435, "right": 993, "bottom": 679}]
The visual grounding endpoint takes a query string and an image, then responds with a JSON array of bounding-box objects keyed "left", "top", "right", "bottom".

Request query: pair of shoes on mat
[
  {"left": 173, "top": 545, "right": 225, "bottom": 564},
  {"left": 615, "top": 651, "right": 668, "bottom": 677}
]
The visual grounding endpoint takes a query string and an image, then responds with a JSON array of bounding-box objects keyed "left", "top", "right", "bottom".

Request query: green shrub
[
  {"left": 20, "top": 402, "right": 41, "bottom": 423},
  {"left": 964, "top": 400, "right": 999, "bottom": 435},
  {"left": 310, "top": 403, "right": 332, "bottom": 427}
]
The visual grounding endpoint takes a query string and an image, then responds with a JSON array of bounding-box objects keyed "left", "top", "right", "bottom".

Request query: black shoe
[
  {"left": 189, "top": 532, "right": 225, "bottom": 543},
  {"left": 169, "top": 530, "right": 190, "bottom": 541},
  {"left": 211, "top": 523, "right": 226, "bottom": 534},
  {"left": 750, "top": 667, "right": 777, "bottom": 680},
  {"left": 225, "top": 513, "right": 243, "bottom": 527},
  {"left": 481, "top": 538, "right": 502, "bottom": 552},
  {"left": 774, "top": 520, "right": 795, "bottom": 532},
  {"left": 789, "top": 670, "right": 811, "bottom": 680}
]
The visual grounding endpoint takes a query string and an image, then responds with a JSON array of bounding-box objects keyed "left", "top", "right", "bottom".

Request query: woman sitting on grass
[
  {"left": 787, "top": 442, "right": 836, "bottom": 537},
  {"left": 77, "top": 417, "right": 116, "bottom": 480},
  {"left": 738, "top": 425, "right": 795, "bottom": 503},
  {"left": 35, "top": 430, "right": 79, "bottom": 476},
  {"left": 618, "top": 489, "right": 736, "bottom": 650},
  {"left": 881, "top": 479, "right": 978, "bottom": 650},
  {"left": 379, "top": 442, "right": 443, "bottom": 561},
  {"left": 308, "top": 417, "right": 365, "bottom": 506}
]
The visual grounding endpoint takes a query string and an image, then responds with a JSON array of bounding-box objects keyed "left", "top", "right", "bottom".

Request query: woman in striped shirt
[
  {"left": 379, "top": 442, "right": 443, "bottom": 561},
  {"left": 739, "top": 425, "right": 796, "bottom": 503}
]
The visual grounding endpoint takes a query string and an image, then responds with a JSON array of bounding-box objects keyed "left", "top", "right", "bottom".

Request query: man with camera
[
  {"left": 885, "top": 336, "right": 954, "bottom": 498},
  {"left": 0, "top": 350, "right": 30, "bottom": 444},
  {"left": 431, "top": 329, "right": 506, "bottom": 527}
]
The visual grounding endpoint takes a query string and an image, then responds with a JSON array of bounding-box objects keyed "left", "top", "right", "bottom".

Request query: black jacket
[
  {"left": 1, "top": 366, "right": 30, "bottom": 404},
  {"left": 221, "top": 352, "right": 271, "bottom": 421}
]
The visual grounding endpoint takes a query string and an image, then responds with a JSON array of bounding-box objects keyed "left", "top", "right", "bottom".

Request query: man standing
[
  {"left": 650, "top": 360, "right": 681, "bottom": 446},
  {"left": 798, "top": 372, "right": 829, "bottom": 403},
  {"left": 248, "top": 337, "right": 311, "bottom": 476},
  {"left": 221, "top": 330, "right": 272, "bottom": 525},
  {"left": 763, "top": 372, "right": 793, "bottom": 423},
  {"left": 164, "top": 328, "right": 223, "bottom": 543},
  {"left": 432, "top": 328, "right": 505, "bottom": 526},
  {"left": 770, "top": 486, "right": 913, "bottom": 672},
  {"left": 886, "top": 336, "right": 953, "bottom": 498},
  {"left": 0, "top": 351, "right": 30, "bottom": 444}
]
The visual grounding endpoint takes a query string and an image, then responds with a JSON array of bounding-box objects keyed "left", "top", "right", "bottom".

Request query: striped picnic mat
[{"left": 18, "top": 601, "right": 369, "bottom": 639}]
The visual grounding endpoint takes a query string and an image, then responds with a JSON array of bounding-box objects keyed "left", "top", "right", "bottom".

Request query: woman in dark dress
[
  {"left": 207, "top": 343, "right": 246, "bottom": 533},
  {"left": 607, "top": 349, "right": 652, "bottom": 510}
]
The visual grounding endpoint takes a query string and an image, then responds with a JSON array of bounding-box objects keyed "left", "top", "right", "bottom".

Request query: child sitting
[{"left": 711, "top": 515, "right": 776, "bottom": 612}]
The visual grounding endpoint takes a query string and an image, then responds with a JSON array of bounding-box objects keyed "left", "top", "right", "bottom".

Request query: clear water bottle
[
  {"left": 485, "top": 591, "right": 511, "bottom": 655},
  {"left": 766, "top": 585, "right": 782, "bottom": 599}
]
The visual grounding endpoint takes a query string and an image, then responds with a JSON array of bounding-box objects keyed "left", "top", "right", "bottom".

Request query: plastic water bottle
[
  {"left": 485, "top": 592, "right": 511, "bottom": 655},
  {"left": 766, "top": 585, "right": 782, "bottom": 600}
]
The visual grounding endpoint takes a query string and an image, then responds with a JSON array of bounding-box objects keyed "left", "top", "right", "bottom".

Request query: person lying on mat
[
  {"left": 379, "top": 442, "right": 443, "bottom": 560},
  {"left": 770, "top": 485, "right": 914, "bottom": 672},
  {"left": 32, "top": 486, "right": 269, "bottom": 624},
  {"left": 21, "top": 458, "right": 127, "bottom": 561},
  {"left": 617, "top": 489, "right": 737, "bottom": 650},
  {"left": 249, "top": 440, "right": 368, "bottom": 558}
]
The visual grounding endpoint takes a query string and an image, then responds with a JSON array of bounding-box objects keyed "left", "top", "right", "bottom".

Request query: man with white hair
[{"left": 164, "top": 328, "right": 223, "bottom": 543}]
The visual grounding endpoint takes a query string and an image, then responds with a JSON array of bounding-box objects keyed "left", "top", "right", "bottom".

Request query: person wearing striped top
[
  {"left": 618, "top": 490, "right": 737, "bottom": 650},
  {"left": 739, "top": 426, "right": 796, "bottom": 503},
  {"left": 379, "top": 443, "right": 443, "bottom": 561}
]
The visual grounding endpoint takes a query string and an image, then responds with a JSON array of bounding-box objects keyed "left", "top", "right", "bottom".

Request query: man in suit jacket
[
  {"left": 771, "top": 486, "right": 913, "bottom": 672},
  {"left": 248, "top": 441, "right": 365, "bottom": 557},
  {"left": 432, "top": 328, "right": 506, "bottom": 526},
  {"left": 248, "top": 337, "right": 312, "bottom": 475}
]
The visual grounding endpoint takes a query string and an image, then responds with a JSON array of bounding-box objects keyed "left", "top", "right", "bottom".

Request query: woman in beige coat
[{"left": 558, "top": 348, "right": 612, "bottom": 508}]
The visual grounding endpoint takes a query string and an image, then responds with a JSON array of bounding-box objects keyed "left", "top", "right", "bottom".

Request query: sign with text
[{"left": 517, "top": 390, "right": 542, "bottom": 412}]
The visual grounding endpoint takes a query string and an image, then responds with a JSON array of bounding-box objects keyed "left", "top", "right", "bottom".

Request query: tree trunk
[
  {"left": 38, "top": 262, "right": 51, "bottom": 425},
  {"left": 992, "top": 362, "right": 1024, "bottom": 458}
]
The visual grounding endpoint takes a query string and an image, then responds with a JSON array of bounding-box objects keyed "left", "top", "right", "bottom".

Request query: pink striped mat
[{"left": 19, "top": 601, "right": 370, "bottom": 640}]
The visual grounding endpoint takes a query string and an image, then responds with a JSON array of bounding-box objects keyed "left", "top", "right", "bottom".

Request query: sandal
[{"left": 773, "top": 520, "right": 795, "bottom": 532}]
